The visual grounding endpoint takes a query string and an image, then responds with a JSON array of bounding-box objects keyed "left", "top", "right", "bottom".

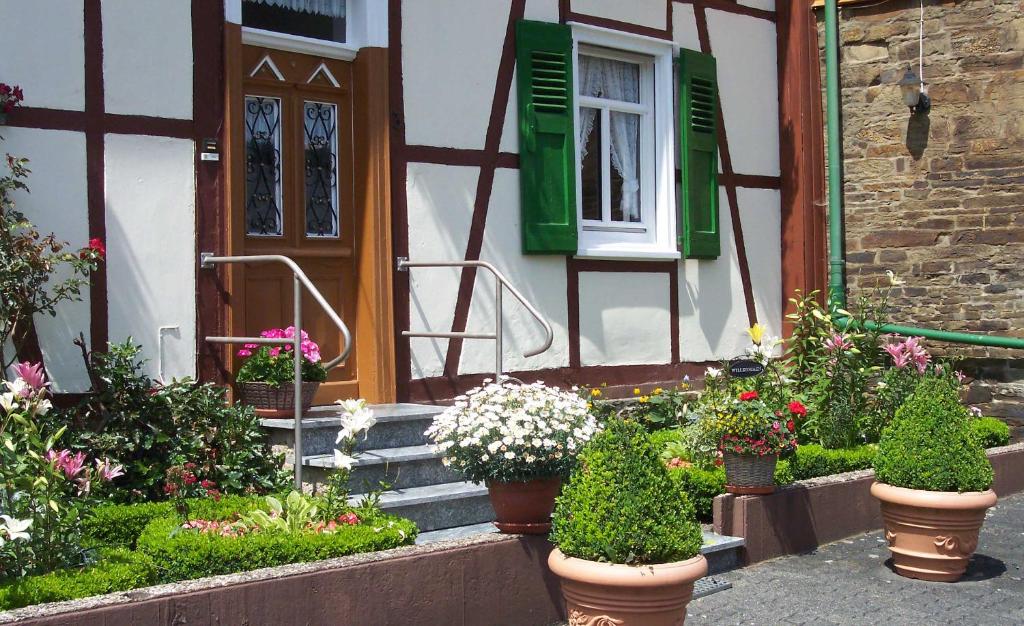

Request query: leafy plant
[
  {"left": 970, "top": 416, "right": 1010, "bottom": 450},
  {"left": 551, "top": 418, "right": 702, "bottom": 565},
  {"left": 614, "top": 382, "right": 695, "bottom": 431},
  {"left": 235, "top": 327, "right": 327, "bottom": 387},
  {"left": 874, "top": 377, "right": 993, "bottom": 493},
  {"left": 240, "top": 491, "right": 320, "bottom": 534},
  {"left": 425, "top": 381, "right": 599, "bottom": 484},
  {"left": 787, "top": 444, "right": 876, "bottom": 480}
]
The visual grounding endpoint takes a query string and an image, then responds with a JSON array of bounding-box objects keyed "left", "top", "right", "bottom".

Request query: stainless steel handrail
[
  {"left": 397, "top": 257, "right": 554, "bottom": 381},
  {"left": 200, "top": 252, "right": 353, "bottom": 489}
]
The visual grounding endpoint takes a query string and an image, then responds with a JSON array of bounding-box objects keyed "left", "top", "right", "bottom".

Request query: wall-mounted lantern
[{"left": 899, "top": 69, "right": 930, "bottom": 115}]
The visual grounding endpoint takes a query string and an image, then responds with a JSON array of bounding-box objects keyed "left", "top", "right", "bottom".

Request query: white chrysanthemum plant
[{"left": 425, "top": 380, "right": 600, "bottom": 484}]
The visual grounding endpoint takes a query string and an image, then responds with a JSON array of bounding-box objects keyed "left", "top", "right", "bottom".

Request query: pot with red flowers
[{"left": 235, "top": 327, "right": 328, "bottom": 417}]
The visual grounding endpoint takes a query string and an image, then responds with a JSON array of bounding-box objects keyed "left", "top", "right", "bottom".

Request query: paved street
[{"left": 689, "top": 492, "right": 1024, "bottom": 625}]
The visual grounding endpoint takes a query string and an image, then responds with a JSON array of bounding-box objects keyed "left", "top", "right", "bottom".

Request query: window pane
[
  {"left": 578, "top": 55, "right": 639, "bottom": 104},
  {"left": 304, "top": 102, "right": 339, "bottom": 238},
  {"left": 242, "top": 1, "right": 346, "bottom": 43},
  {"left": 244, "top": 96, "right": 283, "bottom": 236},
  {"left": 609, "top": 111, "right": 641, "bottom": 223},
  {"left": 579, "top": 107, "right": 602, "bottom": 221}
]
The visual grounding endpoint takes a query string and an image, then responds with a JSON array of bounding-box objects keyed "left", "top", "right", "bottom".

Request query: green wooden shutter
[
  {"left": 516, "top": 20, "right": 577, "bottom": 255},
  {"left": 678, "top": 49, "right": 720, "bottom": 259}
]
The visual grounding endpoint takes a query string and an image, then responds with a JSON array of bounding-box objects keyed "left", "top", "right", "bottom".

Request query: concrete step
[
  {"left": 700, "top": 530, "right": 744, "bottom": 575},
  {"left": 302, "top": 444, "right": 462, "bottom": 493},
  {"left": 350, "top": 480, "right": 494, "bottom": 532},
  {"left": 262, "top": 402, "right": 443, "bottom": 456}
]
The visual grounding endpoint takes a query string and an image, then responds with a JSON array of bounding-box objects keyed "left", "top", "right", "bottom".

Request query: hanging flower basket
[
  {"left": 722, "top": 450, "right": 777, "bottom": 495},
  {"left": 238, "top": 381, "right": 320, "bottom": 418}
]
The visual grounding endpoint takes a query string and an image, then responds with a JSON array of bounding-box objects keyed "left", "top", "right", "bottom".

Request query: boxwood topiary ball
[
  {"left": 874, "top": 377, "right": 994, "bottom": 493},
  {"left": 550, "top": 418, "right": 703, "bottom": 565}
]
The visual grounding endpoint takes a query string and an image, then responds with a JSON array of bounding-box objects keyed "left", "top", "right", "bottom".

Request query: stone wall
[{"left": 817, "top": 0, "right": 1024, "bottom": 420}]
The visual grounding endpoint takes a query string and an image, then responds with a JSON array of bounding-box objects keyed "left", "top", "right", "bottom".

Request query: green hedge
[
  {"left": 971, "top": 417, "right": 1010, "bottom": 449},
  {"left": 668, "top": 462, "right": 793, "bottom": 523},
  {"left": 137, "top": 513, "right": 417, "bottom": 583},
  {"left": 0, "top": 549, "right": 157, "bottom": 611},
  {"left": 83, "top": 495, "right": 269, "bottom": 549},
  {"left": 787, "top": 444, "right": 877, "bottom": 481}
]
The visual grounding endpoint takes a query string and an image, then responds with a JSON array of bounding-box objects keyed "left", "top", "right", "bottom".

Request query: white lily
[
  {"left": 332, "top": 449, "right": 357, "bottom": 470},
  {"left": 0, "top": 515, "right": 32, "bottom": 542}
]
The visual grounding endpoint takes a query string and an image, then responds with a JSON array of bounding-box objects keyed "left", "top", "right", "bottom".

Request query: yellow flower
[
  {"left": 639, "top": 396, "right": 649, "bottom": 403},
  {"left": 633, "top": 387, "right": 641, "bottom": 395},
  {"left": 747, "top": 323, "right": 766, "bottom": 345},
  {"left": 590, "top": 388, "right": 602, "bottom": 398},
  {"left": 653, "top": 387, "right": 663, "bottom": 395}
]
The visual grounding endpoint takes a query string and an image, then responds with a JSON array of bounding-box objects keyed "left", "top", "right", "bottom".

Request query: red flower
[
  {"left": 88, "top": 237, "right": 105, "bottom": 259},
  {"left": 739, "top": 391, "right": 759, "bottom": 401},
  {"left": 787, "top": 420, "right": 796, "bottom": 432},
  {"left": 788, "top": 401, "right": 807, "bottom": 417}
]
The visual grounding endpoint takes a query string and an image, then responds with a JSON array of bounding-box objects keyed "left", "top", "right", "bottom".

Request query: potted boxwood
[
  {"left": 871, "top": 376, "right": 996, "bottom": 582},
  {"left": 548, "top": 418, "right": 706, "bottom": 625},
  {"left": 699, "top": 389, "right": 800, "bottom": 495},
  {"left": 425, "top": 380, "right": 598, "bottom": 533},
  {"left": 235, "top": 327, "right": 328, "bottom": 417}
]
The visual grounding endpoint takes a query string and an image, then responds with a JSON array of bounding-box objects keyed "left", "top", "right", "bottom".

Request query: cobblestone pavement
[{"left": 688, "top": 492, "right": 1024, "bottom": 625}]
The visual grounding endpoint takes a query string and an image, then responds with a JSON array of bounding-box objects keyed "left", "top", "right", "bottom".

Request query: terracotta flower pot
[
  {"left": 486, "top": 477, "right": 561, "bottom": 534},
  {"left": 548, "top": 548, "right": 708, "bottom": 626},
  {"left": 722, "top": 450, "right": 777, "bottom": 495},
  {"left": 237, "top": 381, "right": 320, "bottom": 418},
  {"left": 871, "top": 481, "right": 997, "bottom": 582}
]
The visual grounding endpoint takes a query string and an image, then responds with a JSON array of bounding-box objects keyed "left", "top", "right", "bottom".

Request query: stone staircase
[{"left": 262, "top": 402, "right": 745, "bottom": 596}]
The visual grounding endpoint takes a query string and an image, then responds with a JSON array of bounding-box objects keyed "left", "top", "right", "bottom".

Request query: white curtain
[
  {"left": 577, "top": 56, "right": 640, "bottom": 221},
  {"left": 246, "top": 0, "right": 346, "bottom": 18}
]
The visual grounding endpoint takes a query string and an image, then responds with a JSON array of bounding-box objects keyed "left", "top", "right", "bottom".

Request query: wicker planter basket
[
  {"left": 237, "top": 381, "right": 320, "bottom": 418},
  {"left": 722, "top": 450, "right": 777, "bottom": 495}
]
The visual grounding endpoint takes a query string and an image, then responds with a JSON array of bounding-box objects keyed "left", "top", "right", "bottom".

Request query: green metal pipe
[
  {"left": 824, "top": 0, "right": 846, "bottom": 310},
  {"left": 821, "top": 0, "right": 1022, "bottom": 350}
]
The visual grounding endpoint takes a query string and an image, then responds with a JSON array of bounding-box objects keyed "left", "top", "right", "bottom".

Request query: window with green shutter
[
  {"left": 678, "top": 48, "right": 720, "bottom": 259},
  {"left": 516, "top": 20, "right": 578, "bottom": 255}
]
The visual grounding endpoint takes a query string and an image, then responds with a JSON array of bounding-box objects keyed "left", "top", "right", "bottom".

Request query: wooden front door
[{"left": 233, "top": 46, "right": 357, "bottom": 402}]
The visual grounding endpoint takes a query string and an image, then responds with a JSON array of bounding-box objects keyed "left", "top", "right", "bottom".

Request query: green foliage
[
  {"left": 787, "top": 444, "right": 876, "bottom": 481},
  {"left": 236, "top": 346, "right": 327, "bottom": 387},
  {"left": 970, "top": 416, "right": 1010, "bottom": 449},
  {"left": 863, "top": 366, "right": 921, "bottom": 443},
  {"left": 551, "top": 419, "right": 703, "bottom": 565},
  {"left": 0, "top": 549, "right": 157, "bottom": 611},
  {"left": 137, "top": 513, "right": 416, "bottom": 583},
  {"left": 82, "top": 496, "right": 265, "bottom": 549},
  {"left": 874, "top": 378, "right": 993, "bottom": 493},
  {"left": 240, "top": 491, "right": 320, "bottom": 534},
  {"left": 667, "top": 466, "right": 725, "bottom": 523},
  {"left": 614, "top": 384, "right": 695, "bottom": 431},
  {"left": 59, "top": 341, "right": 288, "bottom": 501}
]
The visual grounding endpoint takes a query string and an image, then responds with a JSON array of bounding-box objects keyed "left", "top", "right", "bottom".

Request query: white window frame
[
  {"left": 569, "top": 23, "right": 678, "bottom": 261},
  {"left": 228, "top": 0, "right": 387, "bottom": 61}
]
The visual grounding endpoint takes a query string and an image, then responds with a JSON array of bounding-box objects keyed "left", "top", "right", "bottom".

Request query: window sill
[{"left": 574, "top": 248, "right": 681, "bottom": 262}]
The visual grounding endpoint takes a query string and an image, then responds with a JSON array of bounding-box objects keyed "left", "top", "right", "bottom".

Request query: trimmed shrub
[
  {"left": 83, "top": 495, "right": 268, "bottom": 549},
  {"left": 137, "top": 513, "right": 416, "bottom": 583},
  {"left": 874, "top": 378, "right": 994, "bottom": 493},
  {"left": 668, "top": 466, "right": 725, "bottom": 523},
  {"left": 0, "top": 549, "right": 157, "bottom": 611},
  {"left": 551, "top": 419, "right": 703, "bottom": 565},
  {"left": 787, "top": 444, "right": 876, "bottom": 481},
  {"left": 971, "top": 416, "right": 1010, "bottom": 449}
]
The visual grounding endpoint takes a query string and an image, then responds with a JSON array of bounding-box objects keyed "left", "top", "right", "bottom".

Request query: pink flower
[
  {"left": 59, "top": 452, "right": 88, "bottom": 479},
  {"left": 823, "top": 332, "right": 853, "bottom": 353},
  {"left": 236, "top": 349, "right": 252, "bottom": 357},
  {"left": 95, "top": 458, "right": 125, "bottom": 482},
  {"left": 955, "top": 370, "right": 967, "bottom": 384},
  {"left": 269, "top": 347, "right": 281, "bottom": 357},
  {"left": 244, "top": 343, "right": 258, "bottom": 350},
  {"left": 883, "top": 341, "right": 911, "bottom": 369},
  {"left": 45, "top": 449, "right": 71, "bottom": 467},
  {"left": 11, "top": 361, "right": 48, "bottom": 392}
]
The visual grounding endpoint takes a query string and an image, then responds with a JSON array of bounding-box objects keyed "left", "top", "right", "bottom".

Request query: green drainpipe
[{"left": 821, "top": 0, "right": 1024, "bottom": 350}]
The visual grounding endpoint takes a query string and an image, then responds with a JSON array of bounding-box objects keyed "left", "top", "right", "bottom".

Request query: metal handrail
[
  {"left": 200, "top": 252, "right": 353, "bottom": 489},
  {"left": 397, "top": 257, "right": 554, "bottom": 380}
]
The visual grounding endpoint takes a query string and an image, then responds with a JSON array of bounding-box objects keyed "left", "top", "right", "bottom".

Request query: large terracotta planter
[
  {"left": 548, "top": 548, "right": 707, "bottom": 626},
  {"left": 871, "top": 481, "right": 997, "bottom": 582},
  {"left": 486, "top": 477, "right": 561, "bottom": 534},
  {"left": 237, "top": 381, "right": 320, "bottom": 418},
  {"left": 722, "top": 450, "right": 777, "bottom": 495}
]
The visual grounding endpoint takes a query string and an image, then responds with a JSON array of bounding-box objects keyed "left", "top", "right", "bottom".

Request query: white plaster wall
[
  {"left": 459, "top": 169, "right": 569, "bottom": 375},
  {"left": 579, "top": 272, "right": 672, "bottom": 367},
  {"left": 677, "top": 188, "right": 752, "bottom": 362},
  {"left": 402, "top": 0, "right": 509, "bottom": 150},
  {"left": 0, "top": 1, "right": 85, "bottom": 111},
  {"left": 0, "top": 128, "right": 91, "bottom": 392},
  {"left": 671, "top": 2, "right": 700, "bottom": 52},
  {"left": 102, "top": 0, "right": 193, "bottom": 119},
  {"left": 104, "top": 135, "right": 196, "bottom": 381},
  {"left": 738, "top": 188, "right": 783, "bottom": 341},
  {"left": 406, "top": 163, "right": 478, "bottom": 379},
  {"left": 706, "top": 9, "right": 779, "bottom": 176},
  {"left": 570, "top": 0, "right": 667, "bottom": 31},
  {"left": 738, "top": 0, "right": 775, "bottom": 11}
]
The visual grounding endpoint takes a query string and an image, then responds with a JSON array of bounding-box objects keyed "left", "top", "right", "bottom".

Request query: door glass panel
[
  {"left": 244, "top": 96, "right": 283, "bottom": 236},
  {"left": 303, "top": 101, "right": 339, "bottom": 238}
]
